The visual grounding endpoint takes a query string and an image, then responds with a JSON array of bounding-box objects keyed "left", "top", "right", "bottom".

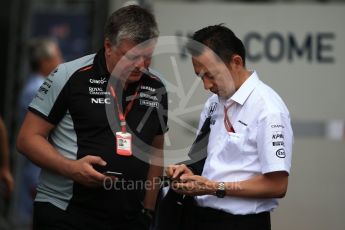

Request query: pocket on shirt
[
  {"left": 225, "top": 128, "right": 256, "bottom": 156},
  {"left": 227, "top": 132, "right": 242, "bottom": 143},
  {"left": 222, "top": 132, "right": 245, "bottom": 159}
]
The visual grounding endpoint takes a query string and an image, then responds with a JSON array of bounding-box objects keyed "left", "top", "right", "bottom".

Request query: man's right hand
[
  {"left": 166, "top": 164, "right": 194, "bottom": 181},
  {"left": 69, "top": 155, "right": 107, "bottom": 187},
  {"left": 18, "top": 112, "right": 109, "bottom": 188}
]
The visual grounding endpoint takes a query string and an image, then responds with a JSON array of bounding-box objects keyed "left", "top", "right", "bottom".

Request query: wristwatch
[{"left": 215, "top": 182, "right": 226, "bottom": 198}]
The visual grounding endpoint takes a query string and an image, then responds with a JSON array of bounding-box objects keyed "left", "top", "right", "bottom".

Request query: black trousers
[
  {"left": 195, "top": 206, "right": 271, "bottom": 230},
  {"left": 33, "top": 202, "right": 150, "bottom": 230}
]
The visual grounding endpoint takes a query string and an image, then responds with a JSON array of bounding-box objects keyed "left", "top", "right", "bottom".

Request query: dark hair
[
  {"left": 104, "top": 5, "right": 159, "bottom": 45},
  {"left": 187, "top": 24, "right": 246, "bottom": 66},
  {"left": 28, "top": 38, "right": 58, "bottom": 72}
]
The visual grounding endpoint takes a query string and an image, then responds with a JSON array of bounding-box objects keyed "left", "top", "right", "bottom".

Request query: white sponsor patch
[
  {"left": 140, "top": 85, "right": 155, "bottom": 92},
  {"left": 139, "top": 99, "right": 159, "bottom": 108},
  {"left": 139, "top": 92, "right": 158, "bottom": 101},
  {"left": 89, "top": 87, "right": 110, "bottom": 95},
  {"left": 89, "top": 78, "right": 107, "bottom": 85},
  {"left": 91, "top": 98, "right": 111, "bottom": 104}
]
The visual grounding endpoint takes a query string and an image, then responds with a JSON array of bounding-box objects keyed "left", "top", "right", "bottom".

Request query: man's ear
[
  {"left": 232, "top": 55, "right": 243, "bottom": 67},
  {"left": 104, "top": 38, "right": 113, "bottom": 56},
  {"left": 228, "top": 54, "right": 243, "bottom": 70}
]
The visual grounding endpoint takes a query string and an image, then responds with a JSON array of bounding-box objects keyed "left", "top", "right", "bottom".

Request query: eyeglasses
[{"left": 118, "top": 48, "right": 152, "bottom": 63}]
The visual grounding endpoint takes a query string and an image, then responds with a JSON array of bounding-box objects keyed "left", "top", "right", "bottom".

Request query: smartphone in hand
[{"left": 103, "top": 171, "right": 123, "bottom": 177}]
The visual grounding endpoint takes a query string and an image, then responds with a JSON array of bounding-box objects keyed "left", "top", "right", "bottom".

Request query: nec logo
[{"left": 91, "top": 98, "right": 111, "bottom": 104}]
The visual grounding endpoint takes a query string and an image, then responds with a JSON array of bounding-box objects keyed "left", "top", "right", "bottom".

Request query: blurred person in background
[
  {"left": 167, "top": 25, "right": 293, "bottom": 230},
  {"left": 17, "top": 5, "right": 167, "bottom": 230},
  {"left": 15, "top": 37, "right": 62, "bottom": 228},
  {"left": 0, "top": 116, "right": 14, "bottom": 230},
  {"left": 19, "top": 37, "right": 63, "bottom": 121}
]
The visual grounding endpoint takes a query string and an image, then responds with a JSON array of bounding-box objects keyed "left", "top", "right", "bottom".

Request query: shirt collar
[
  {"left": 220, "top": 71, "right": 260, "bottom": 106},
  {"left": 93, "top": 48, "right": 110, "bottom": 77}
]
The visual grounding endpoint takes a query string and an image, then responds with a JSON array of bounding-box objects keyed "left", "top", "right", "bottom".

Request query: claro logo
[
  {"left": 271, "top": 124, "right": 284, "bottom": 128},
  {"left": 91, "top": 98, "right": 111, "bottom": 104},
  {"left": 89, "top": 78, "right": 107, "bottom": 84}
]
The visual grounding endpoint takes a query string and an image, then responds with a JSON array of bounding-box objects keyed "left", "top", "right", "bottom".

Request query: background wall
[
  {"left": 152, "top": 2, "right": 345, "bottom": 120},
  {"left": 273, "top": 139, "right": 345, "bottom": 229}
]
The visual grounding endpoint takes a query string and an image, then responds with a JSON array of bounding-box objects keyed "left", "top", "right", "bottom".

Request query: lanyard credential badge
[
  {"left": 116, "top": 131, "right": 132, "bottom": 156},
  {"left": 110, "top": 85, "right": 141, "bottom": 156}
]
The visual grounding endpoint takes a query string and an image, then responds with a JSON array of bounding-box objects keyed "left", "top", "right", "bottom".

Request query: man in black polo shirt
[{"left": 17, "top": 5, "right": 168, "bottom": 230}]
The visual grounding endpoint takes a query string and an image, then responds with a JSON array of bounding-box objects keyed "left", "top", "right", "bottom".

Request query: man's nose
[
  {"left": 134, "top": 56, "right": 146, "bottom": 69},
  {"left": 202, "top": 77, "right": 213, "bottom": 90}
]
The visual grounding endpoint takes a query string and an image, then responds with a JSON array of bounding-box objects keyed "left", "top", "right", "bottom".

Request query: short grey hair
[
  {"left": 104, "top": 5, "right": 159, "bottom": 46},
  {"left": 28, "top": 37, "right": 58, "bottom": 71}
]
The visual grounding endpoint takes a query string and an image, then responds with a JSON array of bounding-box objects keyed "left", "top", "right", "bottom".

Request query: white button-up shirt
[{"left": 195, "top": 71, "right": 293, "bottom": 214}]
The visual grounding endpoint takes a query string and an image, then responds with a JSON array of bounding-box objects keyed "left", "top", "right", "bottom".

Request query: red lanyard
[
  {"left": 109, "top": 84, "right": 141, "bottom": 133},
  {"left": 224, "top": 103, "right": 235, "bottom": 133}
]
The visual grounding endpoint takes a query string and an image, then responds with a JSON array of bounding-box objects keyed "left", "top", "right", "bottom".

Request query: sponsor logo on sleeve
[
  {"left": 43, "top": 81, "right": 51, "bottom": 89},
  {"left": 272, "top": 132, "right": 284, "bottom": 139},
  {"left": 271, "top": 124, "right": 285, "bottom": 129},
  {"left": 139, "top": 92, "right": 158, "bottom": 101},
  {"left": 273, "top": 141, "right": 285, "bottom": 146},
  {"left": 50, "top": 68, "right": 58, "bottom": 77},
  {"left": 140, "top": 85, "right": 155, "bottom": 92},
  {"left": 276, "top": 148, "right": 286, "bottom": 158},
  {"left": 38, "top": 86, "right": 48, "bottom": 95},
  {"left": 139, "top": 99, "right": 159, "bottom": 108}
]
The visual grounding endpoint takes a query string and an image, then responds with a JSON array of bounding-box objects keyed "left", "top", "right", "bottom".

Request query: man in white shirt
[{"left": 166, "top": 24, "right": 293, "bottom": 230}]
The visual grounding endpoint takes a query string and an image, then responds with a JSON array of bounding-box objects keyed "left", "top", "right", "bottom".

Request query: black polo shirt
[{"left": 29, "top": 48, "right": 168, "bottom": 217}]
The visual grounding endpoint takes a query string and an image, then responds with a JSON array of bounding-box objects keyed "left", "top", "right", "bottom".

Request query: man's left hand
[{"left": 171, "top": 175, "right": 216, "bottom": 196}]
